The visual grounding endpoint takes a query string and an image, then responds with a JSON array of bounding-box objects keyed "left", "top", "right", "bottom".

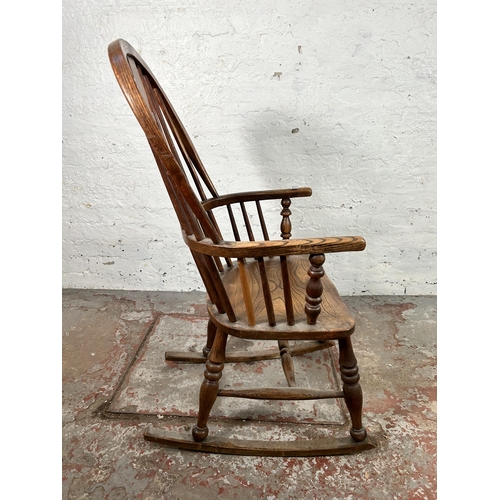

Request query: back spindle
[
  {"left": 227, "top": 205, "right": 241, "bottom": 241},
  {"left": 280, "top": 256, "right": 295, "bottom": 326},
  {"left": 240, "top": 202, "right": 255, "bottom": 241},
  {"left": 238, "top": 258, "right": 256, "bottom": 326},
  {"left": 257, "top": 257, "right": 276, "bottom": 326},
  {"left": 255, "top": 201, "right": 270, "bottom": 241}
]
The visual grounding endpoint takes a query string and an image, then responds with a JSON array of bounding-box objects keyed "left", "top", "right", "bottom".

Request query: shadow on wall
[
  {"left": 241, "top": 109, "right": 361, "bottom": 233},
  {"left": 204, "top": 108, "right": 361, "bottom": 242},
  {"left": 242, "top": 108, "right": 355, "bottom": 191}
]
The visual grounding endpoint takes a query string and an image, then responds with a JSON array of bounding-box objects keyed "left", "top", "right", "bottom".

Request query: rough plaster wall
[{"left": 62, "top": 0, "right": 436, "bottom": 295}]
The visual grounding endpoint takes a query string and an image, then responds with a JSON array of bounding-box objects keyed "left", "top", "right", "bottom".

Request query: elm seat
[
  {"left": 210, "top": 255, "right": 356, "bottom": 339},
  {"left": 108, "top": 38, "right": 377, "bottom": 456}
]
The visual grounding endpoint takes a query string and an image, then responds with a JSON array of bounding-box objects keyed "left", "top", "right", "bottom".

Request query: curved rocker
[
  {"left": 144, "top": 427, "right": 377, "bottom": 457},
  {"left": 165, "top": 339, "right": 336, "bottom": 364}
]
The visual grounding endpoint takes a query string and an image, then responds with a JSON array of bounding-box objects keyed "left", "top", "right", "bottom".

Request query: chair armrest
[
  {"left": 184, "top": 234, "right": 366, "bottom": 259},
  {"left": 201, "top": 187, "right": 312, "bottom": 210}
]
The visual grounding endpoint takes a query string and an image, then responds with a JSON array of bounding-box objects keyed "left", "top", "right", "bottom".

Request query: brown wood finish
[
  {"left": 218, "top": 387, "right": 344, "bottom": 400},
  {"left": 280, "top": 256, "right": 295, "bottom": 326},
  {"left": 237, "top": 258, "right": 256, "bottom": 326},
  {"left": 144, "top": 428, "right": 377, "bottom": 457},
  {"left": 108, "top": 39, "right": 375, "bottom": 456},
  {"left": 202, "top": 319, "right": 217, "bottom": 357},
  {"left": 255, "top": 201, "right": 270, "bottom": 241},
  {"left": 305, "top": 253, "right": 326, "bottom": 325},
  {"left": 278, "top": 340, "right": 297, "bottom": 387},
  {"left": 257, "top": 257, "right": 276, "bottom": 325},
  {"left": 201, "top": 188, "right": 312, "bottom": 211},
  {"left": 210, "top": 255, "right": 355, "bottom": 338},
  {"left": 183, "top": 234, "right": 366, "bottom": 259},
  {"left": 164, "top": 339, "right": 337, "bottom": 363},
  {"left": 192, "top": 329, "right": 228, "bottom": 443},
  {"left": 280, "top": 197, "right": 292, "bottom": 240}
]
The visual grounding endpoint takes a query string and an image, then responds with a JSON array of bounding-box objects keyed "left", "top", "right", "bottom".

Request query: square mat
[{"left": 108, "top": 313, "right": 348, "bottom": 427}]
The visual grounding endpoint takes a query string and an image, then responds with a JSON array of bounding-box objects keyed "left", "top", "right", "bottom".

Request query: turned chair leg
[
  {"left": 192, "top": 329, "right": 228, "bottom": 442},
  {"left": 278, "top": 340, "right": 296, "bottom": 387},
  {"left": 338, "top": 336, "right": 367, "bottom": 442},
  {"left": 202, "top": 319, "right": 217, "bottom": 357}
]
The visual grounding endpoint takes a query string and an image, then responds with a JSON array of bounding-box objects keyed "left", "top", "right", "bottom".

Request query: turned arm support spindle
[
  {"left": 280, "top": 197, "right": 292, "bottom": 240},
  {"left": 305, "top": 253, "right": 325, "bottom": 325}
]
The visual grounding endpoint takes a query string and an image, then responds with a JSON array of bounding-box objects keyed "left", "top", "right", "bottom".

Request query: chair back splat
[{"left": 108, "top": 38, "right": 378, "bottom": 456}]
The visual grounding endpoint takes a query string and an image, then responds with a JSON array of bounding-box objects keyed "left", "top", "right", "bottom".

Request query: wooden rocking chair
[{"left": 108, "top": 39, "right": 377, "bottom": 456}]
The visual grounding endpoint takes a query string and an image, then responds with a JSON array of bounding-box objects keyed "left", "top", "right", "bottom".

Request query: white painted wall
[{"left": 62, "top": 0, "right": 436, "bottom": 295}]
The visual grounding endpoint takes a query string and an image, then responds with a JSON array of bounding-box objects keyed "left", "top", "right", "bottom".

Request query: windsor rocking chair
[{"left": 108, "top": 39, "right": 377, "bottom": 456}]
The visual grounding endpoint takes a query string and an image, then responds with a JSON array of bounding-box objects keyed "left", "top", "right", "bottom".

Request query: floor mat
[{"left": 108, "top": 313, "right": 348, "bottom": 426}]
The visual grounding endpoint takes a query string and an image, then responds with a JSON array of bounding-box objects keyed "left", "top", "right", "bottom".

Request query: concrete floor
[{"left": 62, "top": 290, "right": 436, "bottom": 499}]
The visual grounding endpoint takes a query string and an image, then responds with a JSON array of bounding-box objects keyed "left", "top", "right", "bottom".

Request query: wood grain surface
[{"left": 209, "top": 255, "right": 355, "bottom": 339}]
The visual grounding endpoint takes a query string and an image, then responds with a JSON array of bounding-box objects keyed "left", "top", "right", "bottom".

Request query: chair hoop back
[
  {"left": 109, "top": 39, "right": 237, "bottom": 317},
  {"left": 108, "top": 39, "right": 221, "bottom": 243}
]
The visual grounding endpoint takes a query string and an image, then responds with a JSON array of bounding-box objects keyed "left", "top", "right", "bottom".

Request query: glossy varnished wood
[
  {"left": 183, "top": 234, "right": 366, "bottom": 259},
  {"left": 209, "top": 255, "right": 355, "bottom": 339},
  {"left": 305, "top": 253, "right": 326, "bottom": 325},
  {"left": 201, "top": 188, "right": 312, "bottom": 211},
  {"left": 278, "top": 340, "right": 296, "bottom": 386},
  {"left": 144, "top": 428, "right": 378, "bottom": 457},
  {"left": 164, "top": 339, "right": 336, "bottom": 363},
  {"left": 109, "top": 38, "right": 374, "bottom": 456},
  {"left": 218, "top": 387, "right": 344, "bottom": 400}
]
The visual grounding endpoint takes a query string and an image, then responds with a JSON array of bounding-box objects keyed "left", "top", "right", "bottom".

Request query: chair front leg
[
  {"left": 338, "top": 336, "right": 367, "bottom": 442},
  {"left": 192, "top": 329, "right": 228, "bottom": 442}
]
